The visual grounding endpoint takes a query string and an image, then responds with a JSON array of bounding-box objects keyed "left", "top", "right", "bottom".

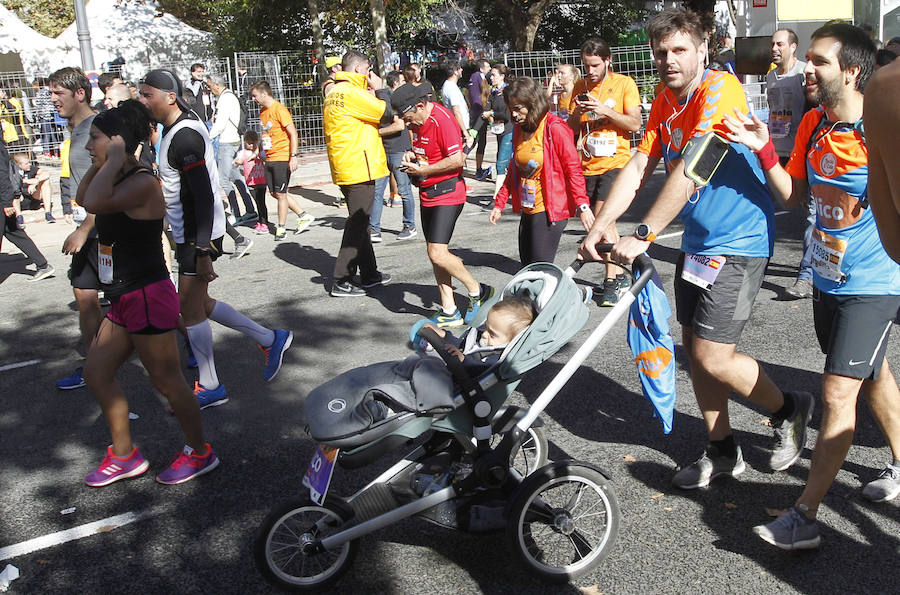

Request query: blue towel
[{"left": 627, "top": 274, "right": 677, "bottom": 433}]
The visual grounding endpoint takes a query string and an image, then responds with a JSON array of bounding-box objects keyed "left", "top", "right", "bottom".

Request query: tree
[
  {"left": 2, "top": 0, "right": 73, "bottom": 37},
  {"left": 473, "top": 0, "right": 557, "bottom": 51}
]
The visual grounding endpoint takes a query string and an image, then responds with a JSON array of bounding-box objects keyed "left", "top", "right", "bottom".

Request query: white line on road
[
  {"left": 0, "top": 505, "right": 168, "bottom": 561},
  {"left": 0, "top": 359, "right": 41, "bottom": 373}
]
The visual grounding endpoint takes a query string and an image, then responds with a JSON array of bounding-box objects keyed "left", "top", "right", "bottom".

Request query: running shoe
[
  {"left": 261, "top": 329, "right": 293, "bottom": 382},
  {"left": 396, "top": 225, "right": 417, "bottom": 241},
  {"left": 464, "top": 283, "right": 495, "bottom": 324},
  {"left": 274, "top": 227, "right": 286, "bottom": 241},
  {"left": 672, "top": 445, "right": 745, "bottom": 489},
  {"left": 84, "top": 446, "right": 149, "bottom": 487},
  {"left": 253, "top": 222, "right": 269, "bottom": 235},
  {"left": 862, "top": 464, "right": 900, "bottom": 502},
  {"left": 15, "top": 215, "right": 24, "bottom": 228},
  {"left": 753, "top": 506, "right": 820, "bottom": 550},
  {"left": 330, "top": 280, "right": 366, "bottom": 297},
  {"left": 194, "top": 381, "right": 228, "bottom": 409},
  {"left": 428, "top": 308, "right": 464, "bottom": 328},
  {"left": 769, "top": 391, "right": 814, "bottom": 471},
  {"left": 231, "top": 236, "right": 253, "bottom": 260},
  {"left": 155, "top": 443, "right": 220, "bottom": 485},
  {"left": 615, "top": 273, "right": 630, "bottom": 293},
  {"left": 369, "top": 225, "right": 382, "bottom": 243},
  {"left": 295, "top": 212, "right": 315, "bottom": 234},
  {"left": 45, "top": 212, "right": 56, "bottom": 223},
  {"left": 785, "top": 278, "right": 813, "bottom": 299},
  {"left": 57, "top": 367, "right": 86, "bottom": 390},
  {"left": 475, "top": 166, "right": 493, "bottom": 181},
  {"left": 27, "top": 264, "right": 55, "bottom": 282},
  {"left": 390, "top": 195, "right": 403, "bottom": 207},
  {"left": 361, "top": 272, "right": 391, "bottom": 289},
  {"left": 238, "top": 212, "right": 258, "bottom": 226},
  {"left": 599, "top": 278, "right": 620, "bottom": 307}
]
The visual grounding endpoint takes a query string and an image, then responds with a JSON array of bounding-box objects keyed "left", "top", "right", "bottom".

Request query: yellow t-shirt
[
  {"left": 60, "top": 138, "right": 72, "bottom": 178},
  {"left": 259, "top": 100, "right": 294, "bottom": 162},
  {"left": 569, "top": 72, "right": 640, "bottom": 175},
  {"left": 514, "top": 117, "right": 546, "bottom": 214}
]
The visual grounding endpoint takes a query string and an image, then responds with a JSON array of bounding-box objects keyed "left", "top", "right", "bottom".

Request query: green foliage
[{"left": 2, "top": 0, "right": 74, "bottom": 37}]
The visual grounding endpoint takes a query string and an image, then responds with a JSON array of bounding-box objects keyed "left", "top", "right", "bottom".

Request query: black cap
[
  {"left": 140, "top": 69, "right": 192, "bottom": 112},
  {"left": 390, "top": 83, "right": 430, "bottom": 115}
]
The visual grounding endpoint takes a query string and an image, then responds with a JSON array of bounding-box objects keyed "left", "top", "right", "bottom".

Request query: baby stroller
[{"left": 255, "top": 248, "right": 658, "bottom": 590}]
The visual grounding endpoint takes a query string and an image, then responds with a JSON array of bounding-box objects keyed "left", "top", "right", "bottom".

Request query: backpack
[{"left": 227, "top": 89, "right": 250, "bottom": 136}]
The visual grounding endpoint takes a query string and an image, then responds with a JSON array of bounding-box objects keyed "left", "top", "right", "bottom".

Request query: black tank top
[{"left": 95, "top": 166, "right": 168, "bottom": 299}]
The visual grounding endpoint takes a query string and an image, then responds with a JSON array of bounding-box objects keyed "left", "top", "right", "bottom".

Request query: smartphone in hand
[{"left": 576, "top": 93, "right": 591, "bottom": 102}]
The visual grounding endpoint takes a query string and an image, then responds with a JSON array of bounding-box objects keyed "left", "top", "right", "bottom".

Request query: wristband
[{"left": 756, "top": 139, "right": 778, "bottom": 171}]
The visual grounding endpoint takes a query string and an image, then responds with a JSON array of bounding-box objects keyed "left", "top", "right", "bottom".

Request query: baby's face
[
  {"left": 13, "top": 156, "right": 28, "bottom": 169},
  {"left": 482, "top": 310, "right": 516, "bottom": 347}
]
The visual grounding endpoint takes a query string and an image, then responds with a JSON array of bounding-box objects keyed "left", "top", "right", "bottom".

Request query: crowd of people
[{"left": 3, "top": 5, "right": 900, "bottom": 556}]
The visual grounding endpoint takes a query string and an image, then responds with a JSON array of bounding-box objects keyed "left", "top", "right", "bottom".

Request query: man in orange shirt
[
  {"left": 249, "top": 81, "right": 314, "bottom": 241},
  {"left": 569, "top": 38, "right": 642, "bottom": 306}
]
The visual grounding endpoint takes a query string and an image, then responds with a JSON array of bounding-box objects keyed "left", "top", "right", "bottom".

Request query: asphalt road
[{"left": 1, "top": 166, "right": 898, "bottom": 594}]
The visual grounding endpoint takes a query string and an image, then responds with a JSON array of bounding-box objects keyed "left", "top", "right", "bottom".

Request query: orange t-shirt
[
  {"left": 514, "top": 117, "right": 546, "bottom": 214},
  {"left": 569, "top": 72, "right": 640, "bottom": 175},
  {"left": 259, "top": 100, "right": 294, "bottom": 162}
]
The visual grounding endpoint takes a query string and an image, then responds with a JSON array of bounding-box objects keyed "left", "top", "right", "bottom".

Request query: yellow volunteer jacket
[{"left": 323, "top": 72, "right": 389, "bottom": 185}]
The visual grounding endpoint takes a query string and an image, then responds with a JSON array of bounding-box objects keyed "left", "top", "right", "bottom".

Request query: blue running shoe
[
  {"left": 57, "top": 367, "right": 86, "bottom": 390},
  {"left": 428, "top": 308, "right": 464, "bottom": 328},
  {"left": 185, "top": 338, "right": 197, "bottom": 368},
  {"left": 409, "top": 319, "right": 432, "bottom": 352},
  {"left": 465, "top": 283, "right": 495, "bottom": 324},
  {"left": 193, "top": 381, "right": 228, "bottom": 409},
  {"left": 261, "top": 329, "right": 293, "bottom": 382}
]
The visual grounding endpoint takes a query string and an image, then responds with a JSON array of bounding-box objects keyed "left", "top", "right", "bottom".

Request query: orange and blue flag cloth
[{"left": 627, "top": 272, "right": 677, "bottom": 433}]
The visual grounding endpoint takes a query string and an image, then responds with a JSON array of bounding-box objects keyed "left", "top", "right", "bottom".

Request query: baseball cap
[
  {"left": 325, "top": 56, "right": 341, "bottom": 69},
  {"left": 140, "top": 69, "right": 192, "bottom": 112},
  {"left": 390, "top": 83, "right": 430, "bottom": 115}
]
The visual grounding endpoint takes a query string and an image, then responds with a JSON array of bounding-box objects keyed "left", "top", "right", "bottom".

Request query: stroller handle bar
[
  {"left": 566, "top": 243, "right": 657, "bottom": 299},
  {"left": 516, "top": 246, "right": 658, "bottom": 432}
]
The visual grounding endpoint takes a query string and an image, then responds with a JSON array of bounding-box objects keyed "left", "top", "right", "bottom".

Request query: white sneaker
[{"left": 295, "top": 212, "right": 315, "bottom": 234}]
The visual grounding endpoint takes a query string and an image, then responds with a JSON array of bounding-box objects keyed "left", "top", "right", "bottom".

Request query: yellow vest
[{"left": 323, "top": 72, "right": 389, "bottom": 185}]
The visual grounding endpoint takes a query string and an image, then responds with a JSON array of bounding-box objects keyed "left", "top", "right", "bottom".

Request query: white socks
[
  {"left": 209, "top": 301, "right": 275, "bottom": 347},
  {"left": 185, "top": 320, "right": 218, "bottom": 389}
]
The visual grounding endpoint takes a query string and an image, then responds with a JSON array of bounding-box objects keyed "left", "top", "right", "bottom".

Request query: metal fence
[
  {"left": 152, "top": 57, "right": 233, "bottom": 91},
  {"left": 233, "top": 51, "right": 325, "bottom": 154}
]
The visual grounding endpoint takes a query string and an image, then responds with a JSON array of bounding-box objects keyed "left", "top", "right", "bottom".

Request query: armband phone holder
[{"left": 681, "top": 132, "right": 730, "bottom": 186}]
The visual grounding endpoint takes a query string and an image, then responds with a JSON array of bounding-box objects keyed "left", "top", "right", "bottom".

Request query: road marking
[
  {"left": 0, "top": 359, "right": 41, "bottom": 372},
  {"left": 0, "top": 506, "right": 168, "bottom": 561}
]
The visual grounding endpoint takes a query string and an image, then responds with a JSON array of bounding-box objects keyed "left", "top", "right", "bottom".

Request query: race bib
[
  {"left": 769, "top": 112, "right": 791, "bottom": 139},
  {"left": 519, "top": 178, "right": 537, "bottom": 209},
  {"left": 98, "top": 243, "right": 114, "bottom": 285},
  {"left": 202, "top": 94, "right": 211, "bottom": 106},
  {"left": 490, "top": 122, "right": 505, "bottom": 135},
  {"left": 586, "top": 131, "right": 617, "bottom": 157},
  {"left": 681, "top": 254, "right": 726, "bottom": 289},
  {"left": 261, "top": 134, "right": 272, "bottom": 151},
  {"left": 811, "top": 228, "right": 847, "bottom": 282}
]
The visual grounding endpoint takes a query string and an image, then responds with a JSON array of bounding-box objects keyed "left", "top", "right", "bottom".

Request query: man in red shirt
[{"left": 391, "top": 83, "right": 493, "bottom": 327}]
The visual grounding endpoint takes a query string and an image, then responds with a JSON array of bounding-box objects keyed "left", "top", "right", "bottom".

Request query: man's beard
[{"left": 807, "top": 75, "right": 841, "bottom": 108}]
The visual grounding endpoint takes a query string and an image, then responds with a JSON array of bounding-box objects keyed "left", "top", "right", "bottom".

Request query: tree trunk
[
  {"left": 307, "top": 0, "right": 327, "bottom": 82},
  {"left": 499, "top": 0, "right": 557, "bottom": 52},
  {"left": 369, "top": 0, "right": 389, "bottom": 77}
]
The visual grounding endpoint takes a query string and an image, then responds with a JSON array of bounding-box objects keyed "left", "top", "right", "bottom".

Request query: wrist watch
[
  {"left": 578, "top": 203, "right": 591, "bottom": 213},
  {"left": 634, "top": 222, "right": 657, "bottom": 242}
]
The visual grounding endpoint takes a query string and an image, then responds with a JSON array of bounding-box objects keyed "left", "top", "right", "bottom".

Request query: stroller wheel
[
  {"left": 254, "top": 497, "right": 357, "bottom": 590},
  {"left": 506, "top": 461, "right": 619, "bottom": 582},
  {"left": 491, "top": 426, "right": 549, "bottom": 477}
]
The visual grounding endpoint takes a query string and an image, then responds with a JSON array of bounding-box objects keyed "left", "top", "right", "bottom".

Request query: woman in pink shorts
[{"left": 76, "top": 100, "right": 218, "bottom": 486}]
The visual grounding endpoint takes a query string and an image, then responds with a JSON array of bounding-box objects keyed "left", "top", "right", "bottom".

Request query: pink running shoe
[
  {"left": 156, "top": 443, "right": 219, "bottom": 485},
  {"left": 253, "top": 222, "right": 268, "bottom": 235},
  {"left": 85, "top": 446, "right": 149, "bottom": 487}
]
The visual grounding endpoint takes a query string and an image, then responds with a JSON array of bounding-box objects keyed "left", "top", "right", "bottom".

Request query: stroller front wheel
[
  {"left": 506, "top": 461, "right": 620, "bottom": 582},
  {"left": 254, "top": 497, "right": 357, "bottom": 591}
]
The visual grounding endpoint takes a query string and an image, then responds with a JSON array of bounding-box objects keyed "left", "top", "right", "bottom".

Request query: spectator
[
  {"left": 440, "top": 61, "right": 472, "bottom": 145},
  {"left": 467, "top": 58, "right": 492, "bottom": 180},
  {"left": 32, "top": 77, "right": 59, "bottom": 157},
  {"left": 480, "top": 64, "right": 514, "bottom": 198},
  {"left": 490, "top": 77, "right": 594, "bottom": 265},
  {"left": 185, "top": 63, "right": 214, "bottom": 125},
  {"left": 10, "top": 152, "right": 54, "bottom": 223},
  {"left": 234, "top": 130, "right": 270, "bottom": 234},
  {"left": 401, "top": 63, "right": 435, "bottom": 100}
]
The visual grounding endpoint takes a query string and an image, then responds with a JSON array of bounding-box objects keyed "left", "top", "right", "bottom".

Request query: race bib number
[
  {"left": 302, "top": 444, "right": 339, "bottom": 506},
  {"left": 586, "top": 131, "right": 617, "bottom": 157},
  {"left": 98, "top": 243, "right": 114, "bottom": 285},
  {"left": 768, "top": 112, "right": 791, "bottom": 139},
  {"left": 681, "top": 254, "right": 726, "bottom": 289},
  {"left": 811, "top": 228, "right": 847, "bottom": 282},
  {"left": 490, "top": 122, "right": 505, "bottom": 135},
  {"left": 519, "top": 178, "right": 538, "bottom": 209},
  {"left": 261, "top": 134, "right": 272, "bottom": 151}
]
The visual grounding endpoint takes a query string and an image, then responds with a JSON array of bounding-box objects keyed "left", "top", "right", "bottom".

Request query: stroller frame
[{"left": 255, "top": 250, "right": 657, "bottom": 590}]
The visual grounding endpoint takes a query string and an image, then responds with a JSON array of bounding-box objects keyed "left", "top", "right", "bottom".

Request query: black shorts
[
  {"left": 69, "top": 236, "right": 101, "bottom": 290},
  {"left": 674, "top": 253, "right": 767, "bottom": 344},
  {"left": 175, "top": 236, "right": 224, "bottom": 275},
  {"left": 584, "top": 169, "right": 621, "bottom": 210},
  {"left": 813, "top": 288, "right": 900, "bottom": 380},
  {"left": 421, "top": 203, "right": 464, "bottom": 244},
  {"left": 265, "top": 161, "right": 290, "bottom": 194},
  {"left": 19, "top": 196, "right": 43, "bottom": 210}
]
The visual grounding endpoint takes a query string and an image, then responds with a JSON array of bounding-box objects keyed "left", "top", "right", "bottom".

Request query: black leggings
[
  {"left": 2, "top": 217, "right": 48, "bottom": 268},
  {"left": 251, "top": 185, "right": 268, "bottom": 223},
  {"left": 517, "top": 211, "right": 567, "bottom": 265}
]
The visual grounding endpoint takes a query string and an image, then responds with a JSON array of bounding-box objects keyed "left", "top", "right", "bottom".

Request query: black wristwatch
[{"left": 634, "top": 222, "right": 657, "bottom": 242}]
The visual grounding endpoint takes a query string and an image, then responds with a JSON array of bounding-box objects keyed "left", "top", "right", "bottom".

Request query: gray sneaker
[
  {"left": 672, "top": 445, "right": 746, "bottom": 489},
  {"left": 27, "top": 264, "right": 55, "bottom": 282},
  {"left": 753, "top": 506, "right": 821, "bottom": 550},
  {"left": 231, "top": 237, "right": 253, "bottom": 259},
  {"left": 785, "top": 278, "right": 813, "bottom": 299},
  {"left": 769, "top": 391, "right": 814, "bottom": 472},
  {"left": 396, "top": 225, "right": 417, "bottom": 241},
  {"left": 862, "top": 464, "right": 900, "bottom": 502}
]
